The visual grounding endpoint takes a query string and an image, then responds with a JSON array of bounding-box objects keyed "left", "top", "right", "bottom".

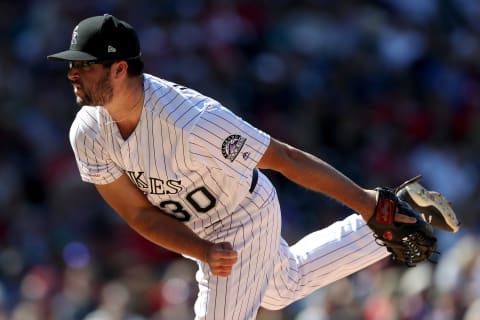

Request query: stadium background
[{"left": 1, "top": 0, "right": 480, "bottom": 319}]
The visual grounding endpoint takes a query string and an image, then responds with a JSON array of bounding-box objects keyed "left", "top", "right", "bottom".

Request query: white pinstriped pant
[{"left": 193, "top": 176, "right": 389, "bottom": 320}]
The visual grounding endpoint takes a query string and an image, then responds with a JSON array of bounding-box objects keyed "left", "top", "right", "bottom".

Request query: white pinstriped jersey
[
  {"left": 69, "top": 73, "right": 389, "bottom": 319},
  {"left": 69, "top": 74, "right": 271, "bottom": 236}
]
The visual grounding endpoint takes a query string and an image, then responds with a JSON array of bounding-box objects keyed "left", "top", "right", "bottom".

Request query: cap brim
[{"left": 47, "top": 50, "right": 98, "bottom": 61}]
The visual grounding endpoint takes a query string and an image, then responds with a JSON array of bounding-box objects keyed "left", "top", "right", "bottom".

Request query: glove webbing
[{"left": 374, "top": 232, "right": 428, "bottom": 267}]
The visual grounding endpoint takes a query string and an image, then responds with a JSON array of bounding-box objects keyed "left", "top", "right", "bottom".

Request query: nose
[{"left": 67, "top": 67, "right": 80, "bottom": 81}]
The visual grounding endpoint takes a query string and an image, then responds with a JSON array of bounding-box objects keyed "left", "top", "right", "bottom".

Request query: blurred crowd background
[{"left": 1, "top": 0, "right": 480, "bottom": 319}]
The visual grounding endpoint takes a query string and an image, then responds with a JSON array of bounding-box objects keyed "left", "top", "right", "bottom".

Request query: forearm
[
  {"left": 95, "top": 178, "right": 211, "bottom": 262},
  {"left": 126, "top": 207, "right": 238, "bottom": 276},
  {"left": 95, "top": 175, "right": 237, "bottom": 276},
  {"left": 261, "top": 141, "right": 376, "bottom": 221},
  {"left": 128, "top": 207, "right": 212, "bottom": 262}
]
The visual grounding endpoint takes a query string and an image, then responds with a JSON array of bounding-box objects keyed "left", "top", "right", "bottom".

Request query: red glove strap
[{"left": 375, "top": 197, "right": 395, "bottom": 225}]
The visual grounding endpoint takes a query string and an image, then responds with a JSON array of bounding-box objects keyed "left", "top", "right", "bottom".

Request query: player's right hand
[{"left": 206, "top": 242, "right": 238, "bottom": 277}]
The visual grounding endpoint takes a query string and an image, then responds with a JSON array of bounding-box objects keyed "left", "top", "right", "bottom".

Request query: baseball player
[{"left": 47, "top": 14, "right": 449, "bottom": 320}]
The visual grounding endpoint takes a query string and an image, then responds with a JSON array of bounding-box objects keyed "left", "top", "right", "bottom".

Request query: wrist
[
  {"left": 360, "top": 189, "right": 378, "bottom": 222},
  {"left": 199, "top": 239, "right": 214, "bottom": 263}
]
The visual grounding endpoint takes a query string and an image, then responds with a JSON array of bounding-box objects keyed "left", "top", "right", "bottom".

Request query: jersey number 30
[{"left": 159, "top": 186, "right": 216, "bottom": 222}]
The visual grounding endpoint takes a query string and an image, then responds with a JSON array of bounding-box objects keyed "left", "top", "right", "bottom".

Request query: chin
[
  {"left": 75, "top": 94, "right": 88, "bottom": 107},
  {"left": 76, "top": 99, "right": 86, "bottom": 107}
]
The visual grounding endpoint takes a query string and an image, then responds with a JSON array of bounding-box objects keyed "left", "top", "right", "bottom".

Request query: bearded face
[{"left": 71, "top": 67, "right": 113, "bottom": 107}]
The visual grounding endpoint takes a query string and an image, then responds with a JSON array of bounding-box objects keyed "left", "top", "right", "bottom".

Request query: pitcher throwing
[{"left": 48, "top": 14, "right": 453, "bottom": 320}]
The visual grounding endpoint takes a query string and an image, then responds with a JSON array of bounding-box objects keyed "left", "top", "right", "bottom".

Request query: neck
[
  {"left": 107, "top": 76, "right": 144, "bottom": 124},
  {"left": 106, "top": 76, "right": 145, "bottom": 139}
]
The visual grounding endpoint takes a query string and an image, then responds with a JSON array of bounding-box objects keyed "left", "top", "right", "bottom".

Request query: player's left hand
[
  {"left": 394, "top": 212, "right": 417, "bottom": 224},
  {"left": 206, "top": 242, "right": 238, "bottom": 277},
  {"left": 368, "top": 187, "right": 438, "bottom": 267}
]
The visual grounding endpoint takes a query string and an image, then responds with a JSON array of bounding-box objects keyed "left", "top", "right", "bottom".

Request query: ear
[{"left": 112, "top": 61, "right": 128, "bottom": 79}]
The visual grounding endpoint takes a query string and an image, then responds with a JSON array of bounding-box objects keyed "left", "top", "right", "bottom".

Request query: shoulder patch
[{"left": 221, "top": 134, "right": 247, "bottom": 162}]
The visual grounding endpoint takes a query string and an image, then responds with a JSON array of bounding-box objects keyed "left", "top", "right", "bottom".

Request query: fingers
[
  {"left": 207, "top": 242, "right": 238, "bottom": 277},
  {"left": 394, "top": 213, "right": 417, "bottom": 224}
]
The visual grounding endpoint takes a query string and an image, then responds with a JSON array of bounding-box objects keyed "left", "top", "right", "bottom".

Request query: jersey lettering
[
  {"left": 172, "top": 83, "right": 188, "bottom": 91},
  {"left": 186, "top": 186, "right": 216, "bottom": 213},
  {"left": 149, "top": 177, "right": 183, "bottom": 195},
  {"left": 166, "top": 180, "right": 183, "bottom": 194},
  {"left": 159, "top": 200, "right": 191, "bottom": 221},
  {"left": 159, "top": 186, "right": 216, "bottom": 221},
  {"left": 127, "top": 171, "right": 184, "bottom": 195},
  {"left": 127, "top": 171, "right": 149, "bottom": 189},
  {"left": 149, "top": 177, "right": 165, "bottom": 194}
]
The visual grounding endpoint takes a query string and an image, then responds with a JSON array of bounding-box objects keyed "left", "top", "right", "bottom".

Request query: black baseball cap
[{"left": 47, "top": 14, "right": 141, "bottom": 62}]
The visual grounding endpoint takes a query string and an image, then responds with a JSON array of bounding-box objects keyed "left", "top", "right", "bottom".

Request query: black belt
[{"left": 249, "top": 168, "right": 259, "bottom": 193}]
